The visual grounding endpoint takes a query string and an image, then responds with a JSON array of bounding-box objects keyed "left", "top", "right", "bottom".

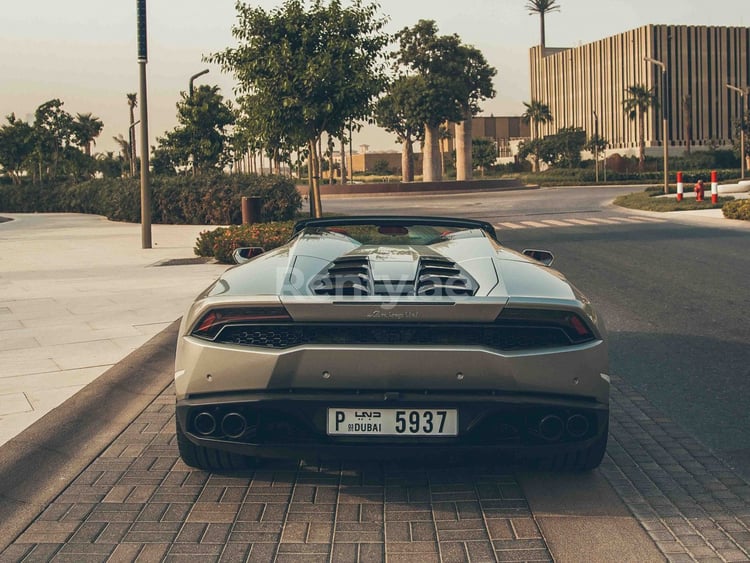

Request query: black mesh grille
[{"left": 214, "top": 323, "right": 576, "bottom": 350}]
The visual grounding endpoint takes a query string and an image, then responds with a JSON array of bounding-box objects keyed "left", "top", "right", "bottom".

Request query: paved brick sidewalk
[{"left": 2, "top": 374, "right": 750, "bottom": 562}]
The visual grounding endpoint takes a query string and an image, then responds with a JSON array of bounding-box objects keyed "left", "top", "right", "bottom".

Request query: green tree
[
  {"left": 32, "top": 99, "right": 75, "bottom": 180},
  {"left": 0, "top": 114, "right": 35, "bottom": 184},
  {"left": 72, "top": 112, "right": 103, "bottom": 157},
  {"left": 471, "top": 137, "right": 497, "bottom": 176},
  {"left": 95, "top": 151, "right": 125, "bottom": 178},
  {"left": 153, "top": 84, "right": 235, "bottom": 174},
  {"left": 622, "top": 84, "right": 658, "bottom": 171},
  {"left": 526, "top": 0, "right": 561, "bottom": 48},
  {"left": 112, "top": 134, "right": 132, "bottom": 175},
  {"left": 208, "top": 0, "right": 389, "bottom": 217},
  {"left": 394, "top": 20, "right": 495, "bottom": 182},
  {"left": 521, "top": 99, "right": 553, "bottom": 171},
  {"left": 545, "top": 126, "right": 586, "bottom": 168},
  {"left": 453, "top": 45, "right": 496, "bottom": 181},
  {"left": 374, "top": 75, "right": 428, "bottom": 182}
]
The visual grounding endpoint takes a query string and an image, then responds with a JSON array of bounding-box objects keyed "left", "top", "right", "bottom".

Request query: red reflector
[{"left": 568, "top": 314, "right": 591, "bottom": 336}]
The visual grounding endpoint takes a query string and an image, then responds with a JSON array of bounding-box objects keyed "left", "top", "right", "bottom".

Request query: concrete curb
[{"left": 0, "top": 320, "right": 180, "bottom": 553}]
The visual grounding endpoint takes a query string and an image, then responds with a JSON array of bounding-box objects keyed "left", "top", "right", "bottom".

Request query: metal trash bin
[{"left": 241, "top": 196, "right": 263, "bottom": 224}]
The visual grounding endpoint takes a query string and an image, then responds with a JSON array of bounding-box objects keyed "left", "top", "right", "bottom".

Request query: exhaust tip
[
  {"left": 193, "top": 412, "right": 217, "bottom": 436},
  {"left": 566, "top": 414, "right": 590, "bottom": 438},
  {"left": 538, "top": 415, "right": 564, "bottom": 441},
  {"left": 221, "top": 412, "right": 247, "bottom": 439}
]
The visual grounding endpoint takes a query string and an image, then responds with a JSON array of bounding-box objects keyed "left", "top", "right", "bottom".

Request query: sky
[{"left": 2, "top": 0, "right": 747, "bottom": 156}]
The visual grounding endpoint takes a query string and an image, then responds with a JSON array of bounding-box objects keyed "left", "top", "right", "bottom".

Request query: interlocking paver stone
[{"left": 5, "top": 372, "right": 750, "bottom": 562}]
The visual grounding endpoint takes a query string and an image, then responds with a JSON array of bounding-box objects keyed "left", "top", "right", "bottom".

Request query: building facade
[
  {"left": 445, "top": 116, "right": 530, "bottom": 158},
  {"left": 530, "top": 25, "right": 750, "bottom": 154}
]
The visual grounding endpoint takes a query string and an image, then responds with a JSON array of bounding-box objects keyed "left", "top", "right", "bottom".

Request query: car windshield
[{"left": 304, "top": 223, "right": 486, "bottom": 246}]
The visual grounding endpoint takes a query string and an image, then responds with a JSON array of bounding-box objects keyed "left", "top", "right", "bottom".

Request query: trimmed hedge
[
  {"left": 723, "top": 199, "right": 750, "bottom": 221},
  {"left": 194, "top": 221, "right": 295, "bottom": 264},
  {"left": 0, "top": 173, "right": 302, "bottom": 224}
]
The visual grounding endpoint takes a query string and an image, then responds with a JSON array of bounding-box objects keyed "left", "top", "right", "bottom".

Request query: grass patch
[{"left": 614, "top": 190, "right": 732, "bottom": 212}]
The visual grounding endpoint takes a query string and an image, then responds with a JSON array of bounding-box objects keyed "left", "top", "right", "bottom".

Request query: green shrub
[
  {"left": 196, "top": 221, "right": 296, "bottom": 263},
  {"left": 0, "top": 173, "right": 302, "bottom": 225},
  {"left": 722, "top": 199, "right": 750, "bottom": 220}
]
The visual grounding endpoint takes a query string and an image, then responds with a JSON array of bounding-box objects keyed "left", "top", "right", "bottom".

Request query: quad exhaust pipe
[
  {"left": 193, "top": 411, "right": 248, "bottom": 438},
  {"left": 538, "top": 414, "right": 590, "bottom": 441},
  {"left": 221, "top": 412, "right": 248, "bottom": 439}
]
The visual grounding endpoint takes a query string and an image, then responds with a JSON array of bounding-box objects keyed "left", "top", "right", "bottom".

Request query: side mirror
[
  {"left": 523, "top": 249, "right": 554, "bottom": 267},
  {"left": 232, "top": 247, "right": 265, "bottom": 264}
]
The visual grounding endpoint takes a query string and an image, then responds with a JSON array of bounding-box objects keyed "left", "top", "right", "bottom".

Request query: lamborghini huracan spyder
[{"left": 175, "top": 216, "right": 609, "bottom": 471}]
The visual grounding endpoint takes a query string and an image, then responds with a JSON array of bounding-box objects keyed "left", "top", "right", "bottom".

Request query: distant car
[{"left": 175, "top": 216, "right": 609, "bottom": 471}]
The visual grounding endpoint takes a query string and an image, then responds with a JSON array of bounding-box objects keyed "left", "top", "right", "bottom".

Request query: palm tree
[
  {"left": 126, "top": 93, "right": 137, "bottom": 176},
  {"left": 622, "top": 84, "right": 658, "bottom": 171},
  {"left": 526, "top": 0, "right": 561, "bottom": 48},
  {"left": 73, "top": 113, "right": 103, "bottom": 156},
  {"left": 522, "top": 100, "right": 553, "bottom": 171},
  {"left": 113, "top": 134, "right": 132, "bottom": 175}
]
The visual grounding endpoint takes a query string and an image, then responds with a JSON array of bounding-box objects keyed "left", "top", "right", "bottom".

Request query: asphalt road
[{"left": 324, "top": 186, "right": 750, "bottom": 478}]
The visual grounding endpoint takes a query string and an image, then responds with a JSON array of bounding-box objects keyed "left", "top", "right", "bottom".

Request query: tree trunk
[
  {"left": 340, "top": 138, "right": 347, "bottom": 185},
  {"left": 401, "top": 138, "right": 414, "bottom": 182},
  {"left": 308, "top": 138, "right": 323, "bottom": 218},
  {"left": 638, "top": 109, "right": 645, "bottom": 171},
  {"left": 455, "top": 114, "right": 473, "bottom": 181},
  {"left": 423, "top": 124, "right": 442, "bottom": 182},
  {"left": 540, "top": 15, "right": 546, "bottom": 48}
]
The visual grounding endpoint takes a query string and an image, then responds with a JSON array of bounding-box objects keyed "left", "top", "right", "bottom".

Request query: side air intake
[{"left": 415, "top": 257, "right": 477, "bottom": 296}]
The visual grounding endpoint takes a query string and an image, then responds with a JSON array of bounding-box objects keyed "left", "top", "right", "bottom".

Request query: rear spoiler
[{"left": 293, "top": 215, "right": 498, "bottom": 241}]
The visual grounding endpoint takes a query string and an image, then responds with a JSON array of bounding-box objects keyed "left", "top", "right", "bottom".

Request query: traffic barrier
[
  {"left": 676, "top": 171, "right": 683, "bottom": 202},
  {"left": 711, "top": 170, "right": 718, "bottom": 204}
]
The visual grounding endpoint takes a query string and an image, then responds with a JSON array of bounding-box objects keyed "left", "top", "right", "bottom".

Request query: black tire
[
  {"left": 538, "top": 420, "right": 609, "bottom": 472},
  {"left": 176, "top": 418, "right": 256, "bottom": 471}
]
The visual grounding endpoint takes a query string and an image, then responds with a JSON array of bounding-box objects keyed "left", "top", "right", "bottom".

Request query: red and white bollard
[
  {"left": 711, "top": 170, "right": 718, "bottom": 204},
  {"left": 676, "top": 171, "right": 683, "bottom": 202}
]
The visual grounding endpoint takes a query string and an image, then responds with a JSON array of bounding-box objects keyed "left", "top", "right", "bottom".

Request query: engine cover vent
[
  {"left": 311, "top": 256, "right": 372, "bottom": 296},
  {"left": 415, "top": 257, "right": 477, "bottom": 296}
]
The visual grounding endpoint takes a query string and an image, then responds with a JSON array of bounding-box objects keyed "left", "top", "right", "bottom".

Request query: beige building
[
  {"left": 445, "top": 116, "right": 530, "bottom": 158},
  {"left": 530, "top": 25, "right": 750, "bottom": 154},
  {"left": 346, "top": 116, "right": 530, "bottom": 175}
]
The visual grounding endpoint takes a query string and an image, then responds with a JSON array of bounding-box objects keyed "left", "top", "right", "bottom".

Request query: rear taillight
[
  {"left": 192, "top": 307, "right": 291, "bottom": 340},
  {"left": 496, "top": 308, "right": 596, "bottom": 344}
]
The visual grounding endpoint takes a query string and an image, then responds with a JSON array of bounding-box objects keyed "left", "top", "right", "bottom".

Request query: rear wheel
[
  {"left": 538, "top": 420, "right": 609, "bottom": 472},
  {"left": 176, "top": 418, "right": 256, "bottom": 471}
]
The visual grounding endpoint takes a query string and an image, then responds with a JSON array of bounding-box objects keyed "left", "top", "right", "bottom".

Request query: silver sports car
[{"left": 175, "top": 216, "right": 609, "bottom": 471}]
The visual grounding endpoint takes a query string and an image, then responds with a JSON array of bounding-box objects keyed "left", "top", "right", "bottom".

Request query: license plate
[{"left": 327, "top": 408, "right": 458, "bottom": 436}]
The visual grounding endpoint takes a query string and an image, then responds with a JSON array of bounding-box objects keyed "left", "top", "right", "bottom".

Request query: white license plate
[{"left": 327, "top": 408, "right": 458, "bottom": 436}]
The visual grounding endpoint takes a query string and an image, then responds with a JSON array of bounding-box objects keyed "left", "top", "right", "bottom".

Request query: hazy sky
[{"left": 2, "top": 0, "right": 747, "bottom": 155}]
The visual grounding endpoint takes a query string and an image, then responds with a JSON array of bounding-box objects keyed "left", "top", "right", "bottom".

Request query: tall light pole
[
  {"left": 645, "top": 57, "right": 669, "bottom": 194},
  {"left": 136, "top": 0, "right": 151, "bottom": 249},
  {"left": 189, "top": 69, "right": 209, "bottom": 97},
  {"left": 726, "top": 84, "right": 748, "bottom": 179}
]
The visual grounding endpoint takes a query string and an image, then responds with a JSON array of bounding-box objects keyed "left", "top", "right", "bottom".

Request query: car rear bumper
[{"left": 176, "top": 390, "right": 609, "bottom": 462}]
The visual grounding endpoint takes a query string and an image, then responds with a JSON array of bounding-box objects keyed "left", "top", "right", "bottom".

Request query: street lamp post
[
  {"left": 645, "top": 57, "right": 669, "bottom": 194},
  {"left": 726, "top": 84, "right": 748, "bottom": 179},
  {"left": 136, "top": 0, "right": 151, "bottom": 249},
  {"left": 189, "top": 69, "right": 209, "bottom": 97}
]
